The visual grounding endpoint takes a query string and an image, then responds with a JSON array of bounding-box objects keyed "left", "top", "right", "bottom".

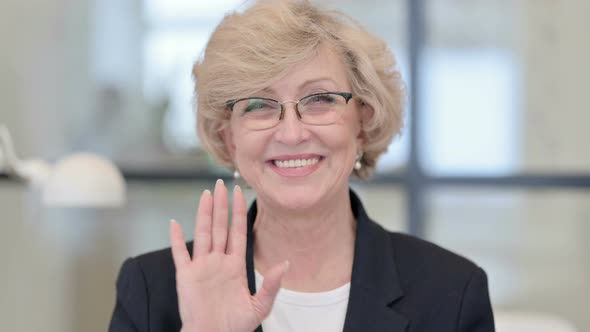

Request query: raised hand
[{"left": 170, "top": 180, "right": 289, "bottom": 332}]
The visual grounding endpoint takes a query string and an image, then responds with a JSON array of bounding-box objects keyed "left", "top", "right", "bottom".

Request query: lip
[{"left": 266, "top": 154, "right": 324, "bottom": 177}]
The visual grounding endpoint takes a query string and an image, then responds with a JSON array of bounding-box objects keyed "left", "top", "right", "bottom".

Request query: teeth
[{"left": 274, "top": 158, "right": 320, "bottom": 168}]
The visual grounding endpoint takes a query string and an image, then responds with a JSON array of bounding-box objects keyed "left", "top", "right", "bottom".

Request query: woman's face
[{"left": 223, "top": 47, "right": 364, "bottom": 211}]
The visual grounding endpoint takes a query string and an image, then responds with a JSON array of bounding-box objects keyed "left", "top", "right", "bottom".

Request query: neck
[{"left": 253, "top": 188, "right": 356, "bottom": 292}]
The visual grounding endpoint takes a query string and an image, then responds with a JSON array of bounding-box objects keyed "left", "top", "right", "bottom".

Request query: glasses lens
[
  {"left": 298, "top": 93, "right": 348, "bottom": 125},
  {"left": 232, "top": 98, "right": 281, "bottom": 129}
]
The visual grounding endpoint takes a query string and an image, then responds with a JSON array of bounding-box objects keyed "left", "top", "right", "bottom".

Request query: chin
[
  {"left": 268, "top": 184, "right": 325, "bottom": 211},
  {"left": 281, "top": 196, "right": 320, "bottom": 211}
]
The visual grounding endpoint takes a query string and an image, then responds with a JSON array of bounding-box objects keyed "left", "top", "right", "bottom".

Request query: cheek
[
  {"left": 233, "top": 131, "right": 268, "bottom": 168},
  {"left": 330, "top": 115, "right": 362, "bottom": 150},
  {"left": 319, "top": 127, "right": 359, "bottom": 166}
]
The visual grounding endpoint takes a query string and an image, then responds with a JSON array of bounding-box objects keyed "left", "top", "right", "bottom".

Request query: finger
[
  {"left": 211, "top": 179, "right": 229, "bottom": 253},
  {"left": 226, "top": 185, "right": 248, "bottom": 257},
  {"left": 193, "top": 190, "right": 213, "bottom": 257},
  {"left": 251, "top": 261, "right": 289, "bottom": 320},
  {"left": 170, "top": 220, "right": 191, "bottom": 268}
]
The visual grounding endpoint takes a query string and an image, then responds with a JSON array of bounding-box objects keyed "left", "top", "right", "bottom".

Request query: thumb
[{"left": 251, "top": 260, "right": 290, "bottom": 320}]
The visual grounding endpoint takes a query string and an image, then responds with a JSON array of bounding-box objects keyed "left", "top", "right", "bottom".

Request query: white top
[{"left": 255, "top": 270, "right": 350, "bottom": 332}]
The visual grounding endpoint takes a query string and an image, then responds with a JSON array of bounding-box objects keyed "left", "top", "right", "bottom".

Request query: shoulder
[
  {"left": 383, "top": 230, "right": 494, "bottom": 330},
  {"left": 114, "top": 245, "right": 178, "bottom": 306},
  {"left": 132, "top": 245, "right": 175, "bottom": 273},
  {"left": 111, "top": 244, "right": 190, "bottom": 331},
  {"left": 353, "top": 189, "right": 483, "bottom": 282},
  {"left": 387, "top": 231, "right": 480, "bottom": 276},
  {"left": 381, "top": 228, "right": 487, "bottom": 297},
  {"left": 124, "top": 241, "right": 193, "bottom": 285}
]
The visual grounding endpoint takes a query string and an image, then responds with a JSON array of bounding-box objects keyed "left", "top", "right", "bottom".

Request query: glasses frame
[{"left": 226, "top": 91, "right": 353, "bottom": 128}]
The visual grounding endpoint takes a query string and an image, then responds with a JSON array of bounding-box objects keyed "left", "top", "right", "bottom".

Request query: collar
[{"left": 246, "top": 189, "right": 408, "bottom": 332}]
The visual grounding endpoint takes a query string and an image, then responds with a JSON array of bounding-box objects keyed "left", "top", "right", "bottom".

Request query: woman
[{"left": 109, "top": 1, "right": 495, "bottom": 331}]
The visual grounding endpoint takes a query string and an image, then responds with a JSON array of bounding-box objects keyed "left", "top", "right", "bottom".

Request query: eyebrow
[{"left": 261, "top": 78, "right": 339, "bottom": 95}]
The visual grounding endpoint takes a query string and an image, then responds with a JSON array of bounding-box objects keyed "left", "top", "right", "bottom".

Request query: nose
[{"left": 274, "top": 103, "right": 309, "bottom": 145}]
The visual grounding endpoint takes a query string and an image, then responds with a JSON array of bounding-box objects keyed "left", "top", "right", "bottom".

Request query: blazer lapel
[
  {"left": 246, "top": 200, "right": 263, "bottom": 332},
  {"left": 342, "top": 191, "right": 408, "bottom": 332}
]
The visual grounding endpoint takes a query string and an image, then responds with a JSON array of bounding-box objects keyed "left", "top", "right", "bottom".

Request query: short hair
[{"left": 194, "top": 0, "right": 405, "bottom": 179}]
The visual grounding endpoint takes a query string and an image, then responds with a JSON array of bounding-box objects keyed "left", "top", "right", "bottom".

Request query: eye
[
  {"left": 244, "top": 99, "right": 273, "bottom": 112},
  {"left": 308, "top": 93, "right": 336, "bottom": 104}
]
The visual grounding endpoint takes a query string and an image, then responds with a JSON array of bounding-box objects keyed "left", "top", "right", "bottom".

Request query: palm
[
  {"left": 176, "top": 255, "right": 257, "bottom": 331},
  {"left": 170, "top": 181, "right": 287, "bottom": 332}
]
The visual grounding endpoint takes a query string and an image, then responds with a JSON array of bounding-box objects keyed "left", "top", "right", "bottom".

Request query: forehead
[{"left": 263, "top": 46, "right": 351, "bottom": 96}]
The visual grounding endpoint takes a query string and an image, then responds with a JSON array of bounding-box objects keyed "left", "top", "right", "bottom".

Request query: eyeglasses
[{"left": 226, "top": 92, "right": 353, "bottom": 130}]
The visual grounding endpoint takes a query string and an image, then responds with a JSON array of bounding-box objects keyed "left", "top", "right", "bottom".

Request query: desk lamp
[{"left": 0, "top": 124, "right": 125, "bottom": 207}]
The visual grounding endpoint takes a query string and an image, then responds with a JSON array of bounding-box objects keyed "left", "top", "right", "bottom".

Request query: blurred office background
[{"left": 1, "top": 0, "right": 589, "bottom": 331}]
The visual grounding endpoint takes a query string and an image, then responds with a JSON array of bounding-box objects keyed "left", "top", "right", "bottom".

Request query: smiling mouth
[{"left": 272, "top": 157, "right": 322, "bottom": 168}]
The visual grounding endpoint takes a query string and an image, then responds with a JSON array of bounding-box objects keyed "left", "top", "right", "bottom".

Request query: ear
[
  {"left": 221, "top": 126, "right": 236, "bottom": 160},
  {"left": 359, "top": 100, "right": 374, "bottom": 125},
  {"left": 356, "top": 100, "right": 374, "bottom": 146}
]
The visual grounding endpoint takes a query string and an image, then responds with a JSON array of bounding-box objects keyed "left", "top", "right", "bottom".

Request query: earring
[
  {"left": 233, "top": 170, "right": 240, "bottom": 179},
  {"left": 354, "top": 153, "right": 363, "bottom": 170},
  {"left": 354, "top": 160, "right": 362, "bottom": 170}
]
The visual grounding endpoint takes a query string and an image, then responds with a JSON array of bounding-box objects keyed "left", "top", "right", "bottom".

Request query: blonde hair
[{"left": 194, "top": 0, "right": 405, "bottom": 179}]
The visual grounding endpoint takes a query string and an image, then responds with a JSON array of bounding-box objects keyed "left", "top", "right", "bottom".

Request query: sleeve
[
  {"left": 108, "top": 258, "right": 150, "bottom": 332},
  {"left": 457, "top": 267, "right": 496, "bottom": 332}
]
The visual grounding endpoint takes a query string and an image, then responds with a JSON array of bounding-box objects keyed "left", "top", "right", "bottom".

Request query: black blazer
[{"left": 109, "top": 190, "right": 495, "bottom": 332}]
